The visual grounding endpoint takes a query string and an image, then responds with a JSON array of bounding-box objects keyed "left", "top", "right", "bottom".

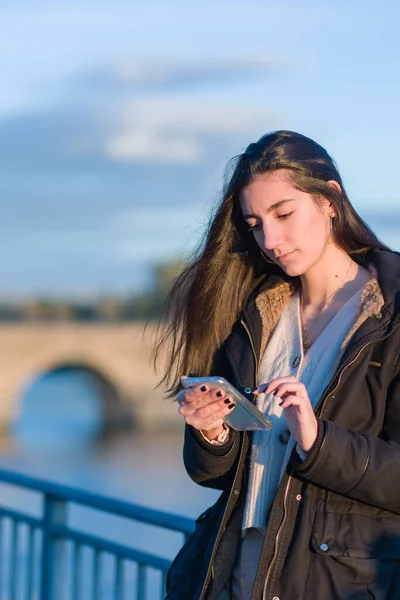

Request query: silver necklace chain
[{"left": 300, "top": 259, "right": 355, "bottom": 349}]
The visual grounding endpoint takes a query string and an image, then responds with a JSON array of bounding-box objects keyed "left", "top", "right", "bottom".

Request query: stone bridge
[{"left": 0, "top": 323, "right": 181, "bottom": 434}]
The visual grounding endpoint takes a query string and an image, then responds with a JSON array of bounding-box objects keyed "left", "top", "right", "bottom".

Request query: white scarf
[{"left": 242, "top": 288, "right": 362, "bottom": 532}]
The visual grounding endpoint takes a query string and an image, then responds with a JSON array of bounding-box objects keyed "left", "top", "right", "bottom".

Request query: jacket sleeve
[
  {"left": 180, "top": 336, "right": 247, "bottom": 491},
  {"left": 293, "top": 367, "right": 400, "bottom": 515},
  {"left": 183, "top": 425, "right": 242, "bottom": 490}
]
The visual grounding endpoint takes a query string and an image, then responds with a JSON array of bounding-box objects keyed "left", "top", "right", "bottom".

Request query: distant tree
[
  {"left": 0, "top": 259, "right": 187, "bottom": 322},
  {"left": 97, "top": 298, "right": 125, "bottom": 321}
]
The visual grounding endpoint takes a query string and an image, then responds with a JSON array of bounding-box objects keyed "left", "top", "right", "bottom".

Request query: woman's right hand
[{"left": 176, "top": 379, "right": 235, "bottom": 441}]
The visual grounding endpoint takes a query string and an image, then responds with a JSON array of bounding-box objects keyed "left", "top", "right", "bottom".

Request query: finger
[
  {"left": 179, "top": 394, "right": 234, "bottom": 420},
  {"left": 273, "top": 382, "right": 307, "bottom": 399},
  {"left": 261, "top": 376, "right": 298, "bottom": 395},
  {"left": 183, "top": 396, "right": 235, "bottom": 428},
  {"left": 254, "top": 383, "right": 268, "bottom": 394},
  {"left": 176, "top": 390, "right": 186, "bottom": 403},
  {"left": 192, "top": 386, "right": 231, "bottom": 407},
  {"left": 185, "top": 383, "right": 210, "bottom": 397},
  {"left": 194, "top": 397, "right": 235, "bottom": 421},
  {"left": 180, "top": 386, "right": 218, "bottom": 407},
  {"left": 243, "top": 379, "right": 302, "bottom": 397},
  {"left": 176, "top": 387, "right": 200, "bottom": 406},
  {"left": 209, "top": 388, "right": 229, "bottom": 402},
  {"left": 188, "top": 403, "right": 235, "bottom": 431},
  {"left": 279, "top": 395, "right": 302, "bottom": 409}
]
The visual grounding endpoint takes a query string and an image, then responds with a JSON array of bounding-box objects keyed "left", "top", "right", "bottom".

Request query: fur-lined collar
[{"left": 255, "top": 265, "right": 385, "bottom": 357}]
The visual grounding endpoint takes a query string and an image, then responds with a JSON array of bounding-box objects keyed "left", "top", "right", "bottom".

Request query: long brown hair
[{"left": 154, "top": 130, "right": 390, "bottom": 396}]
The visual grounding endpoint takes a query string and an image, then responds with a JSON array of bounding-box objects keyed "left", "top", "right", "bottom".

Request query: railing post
[{"left": 40, "top": 494, "right": 67, "bottom": 600}]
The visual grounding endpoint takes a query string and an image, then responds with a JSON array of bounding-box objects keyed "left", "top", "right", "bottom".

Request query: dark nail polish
[
  {"left": 200, "top": 386, "right": 207, "bottom": 392},
  {"left": 224, "top": 398, "right": 231, "bottom": 404},
  {"left": 279, "top": 400, "right": 283, "bottom": 406},
  {"left": 216, "top": 391, "right": 223, "bottom": 397},
  {"left": 228, "top": 403, "right": 235, "bottom": 409}
]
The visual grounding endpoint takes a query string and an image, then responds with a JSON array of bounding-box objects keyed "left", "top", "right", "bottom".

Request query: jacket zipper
[
  {"left": 318, "top": 341, "right": 373, "bottom": 418},
  {"left": 261, "top": 474, "right": 292, "bottom": 599},
  {"left": 262, "top": 339, "right": 374, "bottom": 599},
  {"left": 241, "top": 318, "right": 259, "bottom": 383},
  {"left": 198, "top": 436, "right": 248, "bottom": 600}
]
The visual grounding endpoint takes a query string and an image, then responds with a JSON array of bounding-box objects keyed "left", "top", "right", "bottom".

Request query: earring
[{"left": 260, "top": 248, "right": 275, "bottom": 264}]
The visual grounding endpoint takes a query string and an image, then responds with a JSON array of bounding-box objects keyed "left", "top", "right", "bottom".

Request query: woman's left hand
[{"left": 256, "top": 376, "right": 318, "bottom": 452}]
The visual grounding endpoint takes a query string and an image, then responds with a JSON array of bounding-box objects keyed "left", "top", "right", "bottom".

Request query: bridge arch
[
  {"left": 0, "top": 323, "right": 178, "bottom": 434},
  {"left": 13, "top": 355, "right": 134, "bottom": 434}
]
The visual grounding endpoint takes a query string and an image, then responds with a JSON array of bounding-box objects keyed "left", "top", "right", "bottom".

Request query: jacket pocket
[
  {"left": 311, "top": 505, "right": 400, "bottom": 560},
  {"left": 309, "top": 502, "right": 400, "bottom": 593}
]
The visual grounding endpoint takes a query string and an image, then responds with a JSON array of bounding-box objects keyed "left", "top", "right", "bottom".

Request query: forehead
[{"left": 240, "top": 170, "right": 300, "bottom": 210}]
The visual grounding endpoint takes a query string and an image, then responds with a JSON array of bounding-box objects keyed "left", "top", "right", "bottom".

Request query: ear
[
  {"left": 327, "top": 179, "right": 342, "bottom": 195},
  {"left": 326, "top": 180, "right": 342, "bottom": 217}
]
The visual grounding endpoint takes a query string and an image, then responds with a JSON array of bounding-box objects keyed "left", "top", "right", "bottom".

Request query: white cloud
[
  {"left": 103, "top": 98, "right": 277, "bottom": 164},
  {"left": 119, "top": 97, "right": 274, "bottom": 134},
  {"left": 106, "top": 55, "right": 280, "bottom": 88},
  {"left": 106, "top": 130, "right": 202, "bottom": 164}
]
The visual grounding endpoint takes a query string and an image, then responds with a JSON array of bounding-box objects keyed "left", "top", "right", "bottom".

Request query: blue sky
[{"left": 1, "top": 1, "right": 399, "bottom": 298}]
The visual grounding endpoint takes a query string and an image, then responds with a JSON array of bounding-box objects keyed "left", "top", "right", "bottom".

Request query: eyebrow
[{"left": 242, "top": 198, "right": 296, "bottom": 219}]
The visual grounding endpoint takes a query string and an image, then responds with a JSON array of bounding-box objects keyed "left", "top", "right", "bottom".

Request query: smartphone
[{"left": 181, "top": 376, "right": 272, "bottom": 431}]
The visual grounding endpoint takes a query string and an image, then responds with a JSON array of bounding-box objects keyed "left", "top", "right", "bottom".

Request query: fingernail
[
  {"left": 228, "top": 403, "right": 235, "bottom": 409},
  {"left": 224, "top": 398, "right": 231, "bottom": 404},
  {"left": 200, "top": 386, "right": 207, "bottom": 392},
  {"left": 279, "top": 400, "right": 283, "bottom": 406},
  {"left": 216, "top": 391, "right": 223, "bottom": 397}
]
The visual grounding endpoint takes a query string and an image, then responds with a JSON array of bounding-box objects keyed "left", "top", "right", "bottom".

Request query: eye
[
  {"left": 247, "top": 223, "right": 260, "bottom": 232},
  {"left": 277, "top": 211, "right": 293, "bottom": 220}
]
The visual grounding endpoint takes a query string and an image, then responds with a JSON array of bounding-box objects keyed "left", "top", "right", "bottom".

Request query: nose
[{"left": 259, "top": 222, "right": 283, "bottom": 251}]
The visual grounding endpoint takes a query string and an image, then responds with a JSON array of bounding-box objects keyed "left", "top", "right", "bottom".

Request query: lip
[
  {"left": 274, "top": 250, "right": 295, "bottom": 260},
  {"left": 275, "top": 251, "right": 296, "bottom": 261}
]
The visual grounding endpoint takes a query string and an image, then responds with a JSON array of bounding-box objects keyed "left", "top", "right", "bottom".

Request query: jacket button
[
  {"left": 296, "top": 494, "right": 302, "bottom": 501},
  {"left": 272, "top": 597, "right": 280, "bottom": 600},
  {"left": 279, "top": 429, "right": 290, "bottom": 445},
  {"left": 292, "top": 356, "right": 301, "bottom": 368},
  {"left": 233, "top": 489, "right": 239, "bottom": 496},
  {"left": 320, "top": 543, "right": 329, "bottom": 552},
  {"left": 375, "top": 312, "right": 383, "bottom": 319}
]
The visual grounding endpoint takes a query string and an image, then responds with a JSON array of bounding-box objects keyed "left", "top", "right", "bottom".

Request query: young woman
[{"left": 155, "top": 131, "right": 400, "bottom": 600}]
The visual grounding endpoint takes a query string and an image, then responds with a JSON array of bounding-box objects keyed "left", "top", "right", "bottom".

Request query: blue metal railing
[{"left": 0, "top": 468, "right": 195, "bottom": 600}]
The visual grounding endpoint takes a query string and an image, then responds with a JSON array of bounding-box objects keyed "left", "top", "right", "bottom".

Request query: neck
[{"left": 299, "top": 246, "right": 357, "bottom": 309}]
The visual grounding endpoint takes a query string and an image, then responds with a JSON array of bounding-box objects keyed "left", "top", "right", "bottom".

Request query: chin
[
  {"left": 276, "top": 262, "right": 303, "bottom": 278},
  {"left": 283, "top": 267, "right": 302, "bottom": 277}
]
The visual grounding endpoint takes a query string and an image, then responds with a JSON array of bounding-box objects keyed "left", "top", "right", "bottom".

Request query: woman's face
[{"left": 240, "top": 170, "right": 334, "bottom": 277}]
